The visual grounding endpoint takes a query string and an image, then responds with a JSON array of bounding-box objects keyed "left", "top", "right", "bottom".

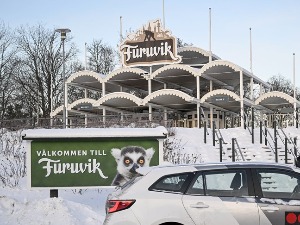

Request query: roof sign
[
  {"left": 77, "top": 103, "right": 93, "bottom": 111},
  {"left": 211, "top": 96, "right": 229, "bottom": 103},
  {"left": 120, "top": 19, "right": 182, "bottom": 67}
]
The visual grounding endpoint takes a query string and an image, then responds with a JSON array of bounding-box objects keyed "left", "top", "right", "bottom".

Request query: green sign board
[{"left": 29, "top": 138, "right": 160, "bottom": 188}]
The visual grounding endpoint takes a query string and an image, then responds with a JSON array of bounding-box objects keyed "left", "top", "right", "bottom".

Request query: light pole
[{"left": 55, "top": 28, "right": 71, "bottom": 129}]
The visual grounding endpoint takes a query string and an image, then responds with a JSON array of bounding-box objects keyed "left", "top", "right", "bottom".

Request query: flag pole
[
  {"left": 120, "top": 16, "right": 123, "bottom": 68},
  {"left": 250, "top": 28, "right": 253, "bottom": 74},
  {"left": 293, "top": 53, "right": 296, "bottom": 127},
  {"left": 163, "top": 0, "right": 165, "bottom": 28},
  {"left": 209, "top": 8, "right": 212, "bottom": 62},
  {"left": 85, "top": 42, "right": 87, "bottom": 70}
]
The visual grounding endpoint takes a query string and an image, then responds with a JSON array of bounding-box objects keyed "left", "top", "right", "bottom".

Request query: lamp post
[
  {"left": 55, "top": 28, "right": 71, "bottom": 129},
  {"left": 50, "top": 29, "right": 70, "bottom": 198}
]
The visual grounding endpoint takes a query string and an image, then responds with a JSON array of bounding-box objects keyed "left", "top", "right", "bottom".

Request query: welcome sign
[
  {"left": 23, "top": 127, "right": 166, "bottom": 189},
  {"left": 120, "top": 19, "right": 182, "bottom": 67}
]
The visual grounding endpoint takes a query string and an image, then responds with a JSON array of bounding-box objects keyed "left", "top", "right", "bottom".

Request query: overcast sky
[{"left": 2, "top": 0, "right": 300, "bottom": 86}]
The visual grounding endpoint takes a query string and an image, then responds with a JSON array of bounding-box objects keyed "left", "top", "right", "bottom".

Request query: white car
[{"left": 104, "top": 162, "right": 300, "bottom": 225}]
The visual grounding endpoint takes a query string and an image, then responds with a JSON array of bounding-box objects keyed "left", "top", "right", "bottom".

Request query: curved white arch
[
  {"left": 104, "top": 67, "right": 148, "bottom": 82},
  {"left": 255, "top": 91, "right": 299, "bottom": 105},
  {"left": 201, "top": 89, "right": 241, "bottom": 103},
  {"left": 66, "top": 70, "right": 104, "bottom": 84},
  {"left": 143, "top": 89, "right": 196, "bottom": 105},
  {"left": 95, "top": 92, "right": 143, "bottom": 106},
  {"left": 178, "top": 46, "right": 211, "bottom": 57},
  {"left": 150, "top": 64, "right": 199, "bottom": 79},
  {"left": 199, "top": 60, "right": 242, "bottom": 76},
  {"left": 68, "top": 98, "right": 97, "bottom": 110},
  {"left": 50, "top": 105, "right": 63, "bottom": 117}
]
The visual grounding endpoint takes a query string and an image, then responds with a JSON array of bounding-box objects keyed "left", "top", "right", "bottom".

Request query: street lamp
[{"left": 55, "top": 28, "right": 71, "bottom": 129}]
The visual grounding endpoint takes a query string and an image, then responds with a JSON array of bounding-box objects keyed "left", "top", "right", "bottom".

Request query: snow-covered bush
[
  {"left": 163, "top": 127, "right": 203, "bottom": 164},
  {"left": 0, "top": 129, "right": 26, "bottom": 187}
]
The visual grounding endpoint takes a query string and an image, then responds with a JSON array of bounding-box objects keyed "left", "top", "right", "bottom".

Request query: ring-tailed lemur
[{"left": 111, "top": 146, "right": 155, "bottom": 186}]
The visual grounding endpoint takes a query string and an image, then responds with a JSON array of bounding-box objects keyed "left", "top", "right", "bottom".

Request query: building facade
[{"left": 51, "top": 20, "right": 300, "bottom": 129}]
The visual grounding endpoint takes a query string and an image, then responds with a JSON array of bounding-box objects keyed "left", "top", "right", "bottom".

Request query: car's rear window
[
  {"left": 149, "top": 173, "right": 190, "bottom": 193},
  {"left": 256, "top": 168, "right": 300, "bottom": 200}
]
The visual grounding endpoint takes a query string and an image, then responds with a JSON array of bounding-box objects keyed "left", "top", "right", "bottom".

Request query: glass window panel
[
  {"left": 257, "top": 169, "right": 300, "bottom": 200},
  {"left": 205, "top": 170, "right": 248, "bottom": 197}
]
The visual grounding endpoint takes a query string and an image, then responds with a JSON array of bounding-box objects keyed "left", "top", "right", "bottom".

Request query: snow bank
[{"left": 0, "top": 196, "right": 101, "bottom": 225}]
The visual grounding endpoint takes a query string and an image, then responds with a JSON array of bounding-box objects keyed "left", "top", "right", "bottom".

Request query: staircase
[{"left": 173, "top": 126, "right": 299, "bottom": 165}]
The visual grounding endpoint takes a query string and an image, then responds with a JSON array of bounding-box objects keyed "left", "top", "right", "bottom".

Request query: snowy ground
[
  {"left": 0, "top": 177, "right": 114, "bottom": 225},
  {"left": 0, "top": 127, "right": 299, "bottom": 225}
]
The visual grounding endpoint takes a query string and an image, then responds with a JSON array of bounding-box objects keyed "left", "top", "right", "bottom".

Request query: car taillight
[{"left": 107, "top": 200, "right": 136, "bottom": 213}]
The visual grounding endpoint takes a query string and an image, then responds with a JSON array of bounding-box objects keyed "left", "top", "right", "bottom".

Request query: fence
[{"left": 0, "top": 113, "right": 175, "bottom": 130}]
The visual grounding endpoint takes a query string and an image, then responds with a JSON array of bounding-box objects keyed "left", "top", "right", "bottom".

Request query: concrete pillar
[
  {"left": 164, "top": 108, "right": 167, "bottom": 127},
  {"left": 250, "top": 77, "right": 254, "bottom": 101},
  {"left": 149, "top": 104, "right": 152, "bottom": 121},
  {"left": 148, "top": 67, "right": 153, "bottom": 122},
  {"left": 85, "top": 113, "right": 87, "bottom": 127},
  {"left": 240, "top": 71, "right": 244, "bottom": 128},
  {"left": 103, "top": 108, "right": 106, "bottom": 125},
  {"left": 65, "top": 82, "right": 68, "bottom": 127},
  {"left": 102, "top": 83, "right": 106, "bottom": 96},
  {"left": 216, "top": 111, "right": 220, "bottom": 129},
  {"left": 197, "top": 76, "right": 201, "bottom": 128}
]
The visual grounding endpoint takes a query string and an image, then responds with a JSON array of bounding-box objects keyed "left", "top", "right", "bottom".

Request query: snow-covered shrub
[
  {"left": 0, "top": 129, "right": 26, "bottom": 187},
  {"left": 163, "top": 127, "right": 203, "bottom": 164}
]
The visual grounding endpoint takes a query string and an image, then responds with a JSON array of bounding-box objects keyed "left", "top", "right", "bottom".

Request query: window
[
  {"left": 186, "top": 170, "right": 249, "bottom": 197},
  {"left": 150, "top": 173, "right": 190, "bottom": 193},
  {"left": 205, "top": 170, "right": 248, "bottom": 197},
  {"left": 256, "top": 169, "right": 300, "bottom": 200},
  {"left": 186, "top": 173, "right": 204, "bottom": 195}
]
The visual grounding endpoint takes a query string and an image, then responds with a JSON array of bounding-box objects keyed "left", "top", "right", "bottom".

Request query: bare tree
[
  {"left": 0, "top": 21, "right": 20, "bottom": 120},
  {"left": 14, "top": 24, "right": 78, "bottom": 118},
  {"left": 86, "top": 39, "right": 116, "bottom": 74},
  {"left": 268, "top": 74, "right": 299, "bottom": 99},
  {"left": 177, "top": 38, "right": 192, "bottom": 48}
]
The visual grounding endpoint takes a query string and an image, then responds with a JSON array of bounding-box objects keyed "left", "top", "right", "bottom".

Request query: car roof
[
  {"left": 194, "top": 161, "right": 296, "bottom": 171},
  {"left": 137, "top": 161, "right": 297, "bottom": 175}
]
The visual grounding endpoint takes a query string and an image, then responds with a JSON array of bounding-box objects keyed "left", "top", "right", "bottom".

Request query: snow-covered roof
[
  {"left": 255, "top": 91, "right": 300, "bottom": 111},
  {"left": 150, "top": 64, "right": 199, "bottom": 79}
]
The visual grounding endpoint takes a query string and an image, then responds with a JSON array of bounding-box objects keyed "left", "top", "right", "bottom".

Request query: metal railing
[
  {"left": 277, "top": 125, "right": 299, "bottom": 158},
  {"left": 243, "top": 112, "right": 252, "bottom": 135},
  {"left": 260, "top": 121, "right": 276, "bottom": 155},
  {"left": 212, "top": 121, "right": 226, "bottom": 146},
  {"left": 0, "top": 113, "right": 175, "bottom": 130},
  {"left": 231, "top": 138, "right": 245, "bottom": 162}
]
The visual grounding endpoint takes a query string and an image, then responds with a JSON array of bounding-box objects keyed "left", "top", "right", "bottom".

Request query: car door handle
[
  {"left": 190, "top": 202, "right": 209, "bottom": 208},
  {"left": 261, "top": 205, "right": 279, "bottom": 212}
]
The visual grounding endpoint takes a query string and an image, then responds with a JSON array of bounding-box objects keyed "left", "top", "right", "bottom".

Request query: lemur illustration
[
  {"left": 144, "top": 30, "right": 156, "bottom": 41},
  {"left": 111, "top": 146, "right": 155, "bottom": 186}
]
